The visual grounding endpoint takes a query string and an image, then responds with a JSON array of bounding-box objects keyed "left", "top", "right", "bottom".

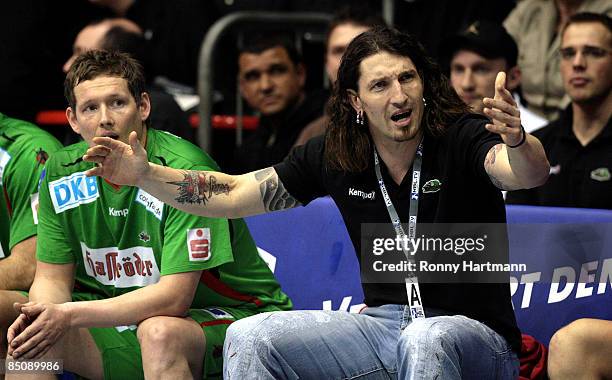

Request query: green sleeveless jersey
[
  {"left": 0, "top": 113, "right": 63, "bottom": 258},
  {"left": 37, "top": 129, "right": 291, "bottom": 311}
]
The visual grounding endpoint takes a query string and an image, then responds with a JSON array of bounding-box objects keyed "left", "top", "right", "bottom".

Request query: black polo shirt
[
  {"left": 507, "top": 106, "right": 612, "bottom": 209},
  {"left": 274, "top": 113, "right": 521, "bottom": 352}
]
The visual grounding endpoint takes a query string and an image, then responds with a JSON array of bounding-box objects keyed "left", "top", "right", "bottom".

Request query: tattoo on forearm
[
  {"left": 169, "top": 171, "right": 231, "bottom": 205},
  {"left": 254, "top": 168, "right": 301, "bottom": 212}
]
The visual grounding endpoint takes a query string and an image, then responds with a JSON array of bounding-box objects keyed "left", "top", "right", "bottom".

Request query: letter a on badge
[
  {"left": 406, "top": 281, "right": 426, "bottom": 319},
  {"left": 408, "top": 283, "right": 421, "bottom": 306}
]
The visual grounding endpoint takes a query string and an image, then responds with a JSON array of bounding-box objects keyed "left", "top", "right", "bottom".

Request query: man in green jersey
[
  {"left": 5, "top": 50, "right": 290, "bottom": 380},
  {"left": 0, "top": 114, "right": 63, "bottom": 362}
]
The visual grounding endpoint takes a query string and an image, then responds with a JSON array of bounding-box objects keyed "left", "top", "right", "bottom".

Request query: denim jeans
[{"left": 223, "top": 305, "right": 519, "bottom": 379}]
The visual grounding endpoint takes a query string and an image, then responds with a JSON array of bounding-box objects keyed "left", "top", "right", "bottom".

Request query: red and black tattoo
[{"left": 169, "top": 171, "right": 230, "bottom": 205}]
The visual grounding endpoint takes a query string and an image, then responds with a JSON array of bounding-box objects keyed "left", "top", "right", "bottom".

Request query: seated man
[
  {"left": 5, "top": 50, "right": 290, "bottom": 380},
  {"left": 232, "top": 33, "right": 326, "bottom": 173},
  {"left": 507, "top": 12, "right": 612, "bottom": 209},
  {"left": 82, "top": 27, "right": 549, "bottom": 379},
  {"left": 0, "top": 114, "right": 62, "bottom": 360},
  {"left": 443, "top": 20, "right": 547, "bottom": 133}
]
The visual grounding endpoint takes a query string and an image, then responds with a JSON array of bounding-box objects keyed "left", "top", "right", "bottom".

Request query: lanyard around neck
[
  {"left": 373, "top": 138, "right": 426, "bottom": 318},
  {"left": 373, "top": 139, "right": 423, "bottom": 239}
]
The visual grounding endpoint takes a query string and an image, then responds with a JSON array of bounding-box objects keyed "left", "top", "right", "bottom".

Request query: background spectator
[
  {"left": 504, "top": 0, "right": 612, "bottom": 120},
  {"left": 506, "top": 12, "right": 612, "bottom": 209},
  {"left": 442, "top": 20, "right": 548, "bottom": 133},
  {"left": 231, "top": 33, "right": 326, "bottom": 173}
]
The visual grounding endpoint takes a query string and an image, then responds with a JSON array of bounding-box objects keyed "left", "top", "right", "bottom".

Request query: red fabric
[
  {"left": 200, "top": 319, "right": 234, "bottom": 327},
  {"left": 519, "top": 334, "right": 548, "bottom": 380},
  {"left": 199, "top": 271, "right": 263, "bottom": 307}
]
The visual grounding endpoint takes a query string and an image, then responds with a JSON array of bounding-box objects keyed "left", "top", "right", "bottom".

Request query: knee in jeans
[
  {"left": 225, "top": 313, "right": 286, "bottom": 360},
  {"left": 402, "top": 319, "right": 450, "bottom": 348}
]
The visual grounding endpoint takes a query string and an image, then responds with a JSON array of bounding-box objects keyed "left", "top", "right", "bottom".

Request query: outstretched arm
[
  {"left": 482, "top": 72, "right": 549, "bottom": 190},
  {"left": 83, "top": 132, "right": 300, "bottom": 218}
]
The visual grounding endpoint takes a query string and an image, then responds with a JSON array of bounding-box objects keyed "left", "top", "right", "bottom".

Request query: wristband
[{"left": 507, "top": 125, "right": 526, "bottom": 148}]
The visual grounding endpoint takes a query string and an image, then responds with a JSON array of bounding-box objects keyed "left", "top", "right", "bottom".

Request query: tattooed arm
[
  {"left": 481, "top": 72, "right": 549, "bottom": 190},
  {"left": 483, "top": 141, "right": 548, "bottom": 190},
  {"left": 140, "top": 166, "right": 299, "bottom": 218},
  {"left": 83, "top": 131, "right": 300, "bottom": 218}
]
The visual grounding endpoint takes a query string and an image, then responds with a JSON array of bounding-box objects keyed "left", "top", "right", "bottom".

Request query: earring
[
  {"left": 422, "top": 97, "right": 427, "bottom": 107},
  {"left": 356, "top": 110, "right": 364, "bottom": 126}
]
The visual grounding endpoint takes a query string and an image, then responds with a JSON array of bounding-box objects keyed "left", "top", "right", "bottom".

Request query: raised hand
[
  {"left": 83, "top": 131, "right": 149, "bottom": 186},
  {"left": 483, "top": 72, "right": 524, "bottom": 147}
]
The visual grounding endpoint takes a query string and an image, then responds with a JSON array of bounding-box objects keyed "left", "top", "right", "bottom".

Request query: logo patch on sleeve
[
  {"left": 50, "top": 172, "right": 99, "bottom": 213},
  {"left": 187, "top": 228, "right": 211, "bottom": 261},
  {"left": 135, "top": 189, "right": 164, "bottom": 220}
]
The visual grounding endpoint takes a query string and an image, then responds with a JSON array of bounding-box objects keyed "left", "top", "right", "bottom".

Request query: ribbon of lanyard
[{"left": 373, "top": 139, "right": 426, "bottom": 319}]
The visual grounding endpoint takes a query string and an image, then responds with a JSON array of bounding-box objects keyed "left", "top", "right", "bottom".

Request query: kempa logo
[
  {"left": 348, "top": 187, "right": 375, "bottom": 200},
  {"left": 109, "top": 207, "right": 129, "bottom": 217}
]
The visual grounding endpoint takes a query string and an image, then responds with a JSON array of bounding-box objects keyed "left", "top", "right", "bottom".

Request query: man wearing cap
[
  {"left": 443, "top": 20, "right": 547, "bottom": 133},
  {"left": 507, "top": 12, "right": 612, "bottom": 210}
]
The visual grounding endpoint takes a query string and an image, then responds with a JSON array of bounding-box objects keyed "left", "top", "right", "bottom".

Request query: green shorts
[{"left": 23, "top": 292, "right": 263, "bottom": 379}]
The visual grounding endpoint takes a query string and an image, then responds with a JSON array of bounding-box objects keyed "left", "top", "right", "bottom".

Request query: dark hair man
[
  {"left": 507, "top": 12, "right": 612, "bottom": 209},
  {"left": 232, "top": 33, "right": 326, "bottom": 173},
  {"left": 443, "top": 20, "right": 548, "bottom": 133},
  {"left": 5, "top": 50, "right": 290, "bottom": 379},
  {"left": 82, "top": 27, "right": 549, "bottom": 379}
]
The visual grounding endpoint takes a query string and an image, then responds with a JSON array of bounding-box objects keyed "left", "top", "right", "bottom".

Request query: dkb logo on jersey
[
  {"left": 50, "top": 172, "right": 99, "bottom": 213},
  {"left": 187, "top": 228, "right": 211, "bottom": 261},
  {"left": 80, "top": 242, "right": 161, "bottom": 288}
]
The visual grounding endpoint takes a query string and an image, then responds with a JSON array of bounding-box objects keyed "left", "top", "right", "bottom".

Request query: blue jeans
[{"left": 223, "top": 305, "right": 519, "bottom": 379}]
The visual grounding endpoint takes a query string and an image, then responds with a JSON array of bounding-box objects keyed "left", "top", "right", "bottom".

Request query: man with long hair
[{"left": 81, "top": 27, "right": 549, "bottom": 379}]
